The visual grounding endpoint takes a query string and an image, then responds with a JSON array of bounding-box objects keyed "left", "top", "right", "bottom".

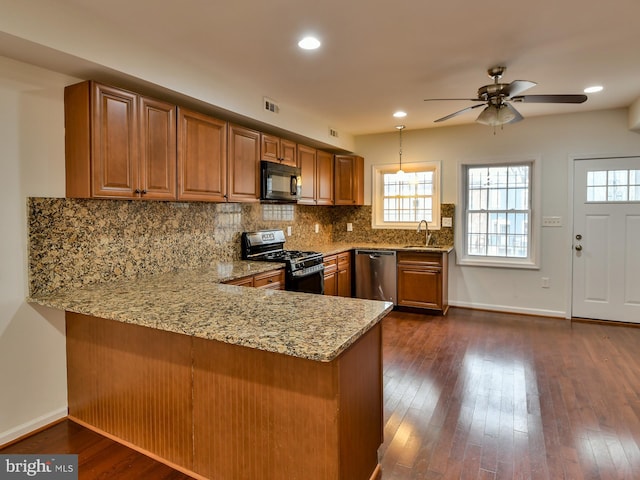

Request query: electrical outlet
[
  {"left": 315, "top": 224, "right": 319, "bottom": 234},
  {"left": 347, "top": 223, "right": 353, "bottom": 232},
  {"left": 287, "top": 226, "right": 292, "bottom": 236},
  {"left": 542, "top": 216, "right": 562, "bottom": 227},
  {"left": 442, "top": 217, "right": 453, "bottom": 228}
]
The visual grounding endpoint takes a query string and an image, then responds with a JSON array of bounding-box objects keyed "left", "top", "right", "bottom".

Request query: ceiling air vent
[{"left": 263, "top": 97, "right": 279, "bottom": 114}]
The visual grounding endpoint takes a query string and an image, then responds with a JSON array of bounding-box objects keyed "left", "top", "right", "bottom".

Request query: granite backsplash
[{"left": 28, "top": 198, "right": 453, "bottom": 296}]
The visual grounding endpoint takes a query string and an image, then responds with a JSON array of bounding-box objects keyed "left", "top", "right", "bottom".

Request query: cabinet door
[
  {"left": 337, "top": 252, "right": 352, "bottom": 297},
  {"left": 297, "top": 144, "right": 317, "bottom": 205},
  {"left": 177, "top": 107, "right": 227, "bottom": 202},
  {"left": 139, "top": 96, "right": 177, "bottom": 200},
  {"left": 228, "top": 124, "right": 260, "bottom": 203},
  {"left": 334, "top": 155, "right": 364, "bottom": 205},
  {"left": 397, "top": 265, "right": 442, "bottom": 310},
  {"left": 91, "top": 83, "right": 139, "bottom": 198},
  {"left": 260, "top": 134, "right": 280, "bottom": 163},
  {"left": 280, "top": 139, "right": 297, "bottom": 167},
  {"left": 316, "top": 150, "right": 334, "bottom": 205}
]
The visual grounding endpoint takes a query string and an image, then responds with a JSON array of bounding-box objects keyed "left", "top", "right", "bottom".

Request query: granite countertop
[
  {"left": 290, "top": 242, "right": 454, "bottom": 257},
  {"left": 28, "top": 260, "right": 392, "bottom": 363}
]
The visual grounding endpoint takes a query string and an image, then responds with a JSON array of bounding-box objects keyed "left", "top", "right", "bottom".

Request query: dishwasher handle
[
  {"left": 356, "top": 250, "right": 396, "bottom": 257},
  {"left": 355, "top": 249, "right": 397, "bottom": 259}
]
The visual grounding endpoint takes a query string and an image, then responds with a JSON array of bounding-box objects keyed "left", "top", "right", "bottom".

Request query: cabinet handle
[
  {"left": 134, "top": 189, "right": 141, "bottom": 195},
  {"left": 141, "top": 190, "right": 147, "bottom": 195}
]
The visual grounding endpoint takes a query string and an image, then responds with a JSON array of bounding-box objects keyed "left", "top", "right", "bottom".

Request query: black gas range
[{"left": 241, "top": 230, "right": 325, "bottom": 294}]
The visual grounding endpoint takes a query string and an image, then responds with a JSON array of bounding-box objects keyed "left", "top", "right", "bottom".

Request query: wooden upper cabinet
[
  {"left": 64, "top": 81, "right": 177, "bottom": 200},
  {"left": 297, "top": 144, "right": 317, "bottom": 205},
  {"left": 261, "top": 134, "right": 297, "bottom": 167},
  {"left": 177, "top": 107, "right": 227, "bottom": 202},
  {"left": 227, "top": 124, "right": 260, "bottom": 203},
  {"left": 139, "top": 96, "right": 177, "bottom": 200},
  {"left": 316, "top": 150, "right": 334, "bottom": 205},
  {"left": 91, "top": 83, "right": 138, "bottom": 198},
  {"left": 334, "top": 155, "right": 364, "bottom": 205},
  {"left": 280, "top": 139, "right": 297, "bottom": 167},
  {"left": 298, "top": 146, "right": 335, "bottom": 205}
]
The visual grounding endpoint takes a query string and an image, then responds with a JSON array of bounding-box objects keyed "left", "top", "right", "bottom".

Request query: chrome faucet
[{"left": 417, "top": 220, "right": 432, "bottom": 246}]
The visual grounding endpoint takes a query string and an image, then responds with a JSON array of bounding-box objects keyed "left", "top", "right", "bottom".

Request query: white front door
[{"left": 572, "top": 157, "right": 640, "bottom": 323}]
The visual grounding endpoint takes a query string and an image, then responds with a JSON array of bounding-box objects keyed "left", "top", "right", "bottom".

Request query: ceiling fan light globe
[{"left": 476, "top": 104, "right": 517, "bottom": 126}]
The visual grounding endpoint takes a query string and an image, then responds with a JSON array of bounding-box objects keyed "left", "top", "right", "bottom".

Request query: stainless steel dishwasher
[{"left": 355, "top": 249, "right": 397, "bottom": 304}]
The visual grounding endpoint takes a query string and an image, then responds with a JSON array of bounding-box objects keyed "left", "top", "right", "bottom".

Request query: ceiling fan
[{"left": 424, "top": 66, "right": 588, "bottom": 127}]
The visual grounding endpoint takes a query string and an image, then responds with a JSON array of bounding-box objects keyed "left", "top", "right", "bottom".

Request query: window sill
[{"left": 456, "top": 257, "right": 540, "bottom": 270}]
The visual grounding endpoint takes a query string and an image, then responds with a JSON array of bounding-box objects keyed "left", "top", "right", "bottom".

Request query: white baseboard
[
  {"left": 0, "top": 407, "right": 67, "bottom": 447},
  {"left": 449, "top": 300, "right": 567, "bottom": 319}
]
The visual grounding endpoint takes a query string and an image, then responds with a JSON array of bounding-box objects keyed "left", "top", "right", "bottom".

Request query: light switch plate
[
  {"left": 287, "top": 226, "right": 292, "bottom": 236},
  {"left": 542, "top": 216, "right": 562, "bottom": 227},
  {"left": 442, "top": 217, "right": 453, "bottom": 228},
  {"left": 347, "top": 223, "right": 353, "bottom": 232}
]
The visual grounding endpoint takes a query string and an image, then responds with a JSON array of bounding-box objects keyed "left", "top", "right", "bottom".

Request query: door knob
[{"left": 575, "top": 245, "right": 583, "bottom": 251}]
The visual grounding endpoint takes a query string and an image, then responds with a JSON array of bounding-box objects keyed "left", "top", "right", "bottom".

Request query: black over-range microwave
[{"left": 260, "top": 161, "right": 301, "bottom": 202}]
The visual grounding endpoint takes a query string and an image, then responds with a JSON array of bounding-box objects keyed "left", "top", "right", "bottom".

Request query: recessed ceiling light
[
  {"left": 298, "top": 36, "right": 321, "bottom": 50},
  {"left": 584, "top": 85, "right": 604, "bottom": 93},
  {"left": 393, "top": 111, "right": 407, "bottom": 118}
]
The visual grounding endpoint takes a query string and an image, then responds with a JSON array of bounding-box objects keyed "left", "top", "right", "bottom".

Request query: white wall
[
  {"left": 355, "top": 109, "right": 640, "bottom": 316},
  {"left": 0, "top": 0, "right": 355, "bottom": 152},
  {"left": 0, "top": 56, "right": 77, "bottom": 444}
]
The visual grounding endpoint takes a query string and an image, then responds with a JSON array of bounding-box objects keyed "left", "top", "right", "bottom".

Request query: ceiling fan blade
[
  {"left": 434, "top": 104, "right": 485, "bottom": 123},
  {"left": 504, "top": 80, "right": 537, "bottom": 98},
  {"left": 511, "top": 94, "right": 588, "bottom": 104},
  {"left": 424, "top": 98, "right": 484, "bottom": 102}
]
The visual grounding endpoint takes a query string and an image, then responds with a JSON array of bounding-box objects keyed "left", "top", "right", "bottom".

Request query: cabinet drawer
[
  {"left": 225, "top": 276, "right": 254, "bottom": 287},
  {"left": 337, "top": 251, "right": 351, "bottom": 268},
  {"left": 323, "top": 255, "right": 338, "bottom": 274},
  {"left": 254, "top": 269, "right": 285, "bottom": 289},
  {"left": 397, "top": 251, "right": 443, "bottom": 267}
]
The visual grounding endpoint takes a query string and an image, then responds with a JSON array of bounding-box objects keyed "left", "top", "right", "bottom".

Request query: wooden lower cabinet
[
  {"left": 324, "top": 251, "right": 352, "bottom": 297},
  {"left": 253, "top": 269, "right": 285, "bottom": 289},
  {"left": 397, "top": 251, "right": 449, "bottom": 314},
  {"left": 323, "top": 256, "right": 338, "bottom": 296},
  {"left": 66, "top": 312, "right": 382, "bottom": 480},
  {"left": 337, "top": 251, "right": 352, "bottom": 297},
  {"left": 224, "top": 268, "right": 284, "bottom": 290}
]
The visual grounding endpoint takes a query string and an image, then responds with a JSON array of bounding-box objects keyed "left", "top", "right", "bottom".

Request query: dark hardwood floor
[
  {"left": 3, "top": 307, "right": 640, "bottom": 479},
  {"left": 0, "top": 419, "right": 194, "bottom": 479}
]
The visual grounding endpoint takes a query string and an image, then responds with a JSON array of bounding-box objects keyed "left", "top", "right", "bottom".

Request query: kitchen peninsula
[{"left": 29, "top": 264, "right": 392, "bottom": 480}]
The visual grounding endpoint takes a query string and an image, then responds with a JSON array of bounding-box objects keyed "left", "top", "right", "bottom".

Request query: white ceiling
[{"left": 3, "top": 0, "right": 640, "bottom": 137}]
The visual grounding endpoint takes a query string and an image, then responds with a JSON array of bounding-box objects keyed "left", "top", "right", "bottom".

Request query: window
[
  {"left": 372, "top": 162, "right": 441, "bottom": 229},
  {"left": 587, "top": 169, "right": 640, "bottom": 202},
  {"left": 458, "top": 159, "right": 540, "bottom": 268}
]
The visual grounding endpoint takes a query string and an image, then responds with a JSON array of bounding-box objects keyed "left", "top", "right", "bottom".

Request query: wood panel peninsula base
[{"left": 66, "top": 312, "right": 383, "bottom": 480}]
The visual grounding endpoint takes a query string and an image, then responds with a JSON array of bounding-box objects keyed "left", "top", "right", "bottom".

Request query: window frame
[
  {"left": 456, "top": 156, "right": 541, "bottom": 269},
  {"left": 372, "top": 161, "right": 441, "bottom": 230}
]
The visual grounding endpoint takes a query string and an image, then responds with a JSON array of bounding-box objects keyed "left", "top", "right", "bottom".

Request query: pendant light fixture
[{"left": 395, "top": 125, "right": 405, "bottom": 175}]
